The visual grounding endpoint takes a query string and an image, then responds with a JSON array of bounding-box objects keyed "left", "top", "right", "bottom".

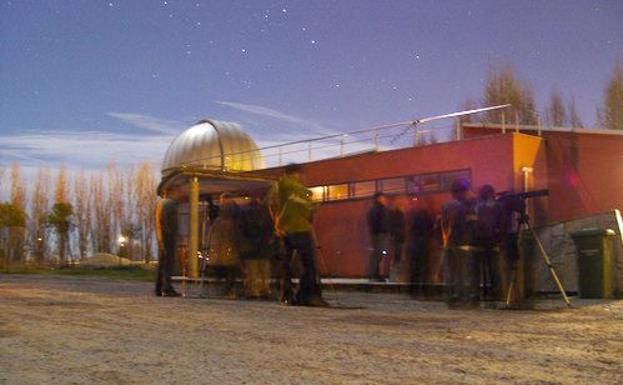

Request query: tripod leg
[
  {"left": 528, "top": 225, "right": 572, "bottom": 307},
  {"left": 506, "top": 269, "right": 515, "bottom": 306},
  {"left": 311, "top": 228, "right": 340, "bottom": 305}
]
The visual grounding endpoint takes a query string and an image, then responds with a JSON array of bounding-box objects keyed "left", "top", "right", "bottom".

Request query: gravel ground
[{"left": 1, "top": 274, "right": 622, "bottom": 385}]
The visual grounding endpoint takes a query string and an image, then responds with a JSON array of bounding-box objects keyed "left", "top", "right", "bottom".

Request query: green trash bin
[{"left": 570, "top": 228, "right": 616, "bottom": 299}]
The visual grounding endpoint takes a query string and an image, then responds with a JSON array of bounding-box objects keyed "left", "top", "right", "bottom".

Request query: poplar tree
[
  {"left": 483, "top": 64, "right": 538, "bottom": 125},
  {"left": 9, "top": 163, "right": 26, "bottom": 262},
  {"left": 73, "top": 170, "right": 90, "bottom": 261},
  {"left": 48, "top": 166, "right": 73, "bottom": 265},
  {"left": 545, "top": 89, "right": 567, "bottom": 127},
  {"left": 30, "top": 168, "right": 50, "bottom": 262},
  {"left": 135, "top": 161, "right": 158, "bottom": 263},
  {"left": 599, "top": 63, "right": 623, "bottom": 130}
]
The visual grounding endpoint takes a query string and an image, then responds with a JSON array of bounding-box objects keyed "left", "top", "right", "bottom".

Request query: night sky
[{"left": 1, "top": 0, "right": 621, "bottom": 171}]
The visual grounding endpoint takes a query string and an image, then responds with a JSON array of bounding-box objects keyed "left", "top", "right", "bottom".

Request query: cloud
[
  {"left": 0, "top": 130, "right": 172, "bottom": 171},
  {"left": 106, "top": 112, "right": 184, "bottom": 135},
  {"left": 216, "top": 101, "right": 333, "bottom": 135}
]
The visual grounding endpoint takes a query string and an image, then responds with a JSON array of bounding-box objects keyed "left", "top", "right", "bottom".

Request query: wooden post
[
  {"left": 188, "top": 176, "right": 200, "bottom": 279},
  {"left": 502, "top": 111, "right": 506, "bottom": 134}
]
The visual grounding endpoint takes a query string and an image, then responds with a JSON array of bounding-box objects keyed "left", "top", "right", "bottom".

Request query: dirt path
[{"left": 1, "top": 275, "right": 622, "bottom": 385}]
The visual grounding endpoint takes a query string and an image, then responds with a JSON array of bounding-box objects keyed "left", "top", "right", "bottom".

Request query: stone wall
[{"left": 532, "top": 210, "right": 623, "bottom": 297}]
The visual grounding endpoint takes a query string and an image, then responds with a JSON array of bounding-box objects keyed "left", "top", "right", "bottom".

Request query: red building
[{"left": 254, "top": 123, "right": 623, "bottom": 278}]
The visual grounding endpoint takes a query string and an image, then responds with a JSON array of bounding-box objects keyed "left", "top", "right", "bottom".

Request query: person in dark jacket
[
  {"left": 441, "top": 179, "right": 479, "bottom": 307},
  {"left": 239, "top": 195, "right": 275, "bottom": 298},
  {"left": 367, "top": 192, "right": 390, "bottom": 281},
  {"left": 388, "top": 196, "right": 406, "bottom": 265},
  {"left": 408, "top": 196, "right": 435, "bottom": 294},
  {"left": 209, "top": 193, "right": 242, "bottom": 299},
  {"left": 155, "top": 188, "right": 181, "bottom": 297},
  {"left": 474, "top": 184, "right": 505, "bottom": 302}
]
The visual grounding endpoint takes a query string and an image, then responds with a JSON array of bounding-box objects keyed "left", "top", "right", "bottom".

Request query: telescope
[{"left": 497, "top": 189, "right": 549, "bottom": 200}]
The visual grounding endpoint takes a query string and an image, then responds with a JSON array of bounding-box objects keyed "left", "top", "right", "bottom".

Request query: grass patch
[{"left": 1, "top": 264, "right": 155, "bottom": 282}]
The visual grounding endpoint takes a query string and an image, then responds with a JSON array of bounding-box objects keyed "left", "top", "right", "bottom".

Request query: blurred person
[
  {"left": 474, "top": 185, "right": 505, "bottom": 303},
  {"left": 269, "top": 164, "right": 327, "bottom": 307},
  {"left": 155, "top": 187, "right": 181, "bottom": 297},
  {"left": 497, "top": 191, "right": 535, "bottom": 309},
  {"left": 367, "top": 192, "right": 390, "bottom": 281},
  {"left": 441, "top": 179, "right": 479, "bottom": 308},
  {"left": 407, "top": 195, "right": 435, "bottom": 295},
  {"left": 239, "top": 194, "right": 275, "bottom": 298},
  {"left": 388, "top": 196, "right": 407, "bottom": 267},
  {"left": 209, "top": 193, "right": 242, "bottom": 299}
]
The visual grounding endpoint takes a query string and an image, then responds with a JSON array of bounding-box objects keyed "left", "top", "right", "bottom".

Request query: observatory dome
[{"left": 162, "top": 119, "right": 265, "bottom": 175}]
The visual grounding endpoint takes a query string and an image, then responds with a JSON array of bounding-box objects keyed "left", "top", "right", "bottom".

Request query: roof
[
  {"left": 462, "top": 122, "right": 623, "bottom": 136},
  {"left": 161, "top": 119, "right": 265, "bottom": 176}
]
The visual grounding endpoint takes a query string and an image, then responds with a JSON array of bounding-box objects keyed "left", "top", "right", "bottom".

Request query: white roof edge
[{"left": 462, "top": 122, "right": 623, "bottom": 136}]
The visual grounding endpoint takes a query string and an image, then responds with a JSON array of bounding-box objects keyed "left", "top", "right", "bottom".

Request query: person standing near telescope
[{"left": 441, "top": 179, "right": 479, "bottom": 308}]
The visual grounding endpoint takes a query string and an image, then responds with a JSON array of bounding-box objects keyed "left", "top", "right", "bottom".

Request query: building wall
[
  {"left": 258, "top": 134, "right": 544, "bottom": 277},
  {"left": 464, "top": 125, "right": 623, "bottom": 225}
]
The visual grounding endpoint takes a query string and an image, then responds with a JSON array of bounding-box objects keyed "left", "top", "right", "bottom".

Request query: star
[
  {"left": 282, "top": 8, "right": 287, "bottom": 13},
  {"left": 311, "top": 39, "right": 317, "bottom": 45},
  {"left": 241, "top": 48, "right": 247, "bottom": 54}
]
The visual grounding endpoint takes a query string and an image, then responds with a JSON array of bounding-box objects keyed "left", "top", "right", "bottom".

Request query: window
[
  {"left": 310, "top": 169, "right": 471, "bottom": 203},
  {"left": 440, "top": 169, "right": 471, "bottom": 192},
  {"left": 326, "top": 184, "right": 349, "bottom": 201},
  {"left": 308, "top": 186, "right": 326, "bottom": 202},
  {"left": 380, "top": 177, "right": 405, "bottom": 194},
  {"left": 418, "top": 174, "right": 440, "bottom": 193},
  {"left": 352, "top": 180, "right": 376, "bottom": 198}
]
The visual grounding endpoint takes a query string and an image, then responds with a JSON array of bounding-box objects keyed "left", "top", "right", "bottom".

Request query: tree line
[
  {"left": 0, "top": 161, "right": 159, "bottom": 266},
  {"left": 461, "top": 62, "right": 623, "bottom": 130}
]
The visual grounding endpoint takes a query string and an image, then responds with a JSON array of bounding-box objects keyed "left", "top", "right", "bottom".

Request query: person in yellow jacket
[{"left": 269, "top": 164, "right": 327, "bottom": 306}]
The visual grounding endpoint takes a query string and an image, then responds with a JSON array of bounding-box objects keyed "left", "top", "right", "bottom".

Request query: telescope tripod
[{"left": 506, "top": 216, "right": 572, "bottom": 308}]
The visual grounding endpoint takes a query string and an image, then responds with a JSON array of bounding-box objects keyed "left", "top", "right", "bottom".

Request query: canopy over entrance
[{"left": 159, "top": 119, "right": 274, "bottom": 280}]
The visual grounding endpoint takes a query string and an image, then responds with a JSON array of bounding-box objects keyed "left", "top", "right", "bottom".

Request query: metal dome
[{"left": 161, "top": 119, "right": 265, "bottom": 175}]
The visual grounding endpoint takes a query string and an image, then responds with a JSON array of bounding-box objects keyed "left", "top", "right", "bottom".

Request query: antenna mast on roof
[{"left": 389, "top": 104, "right": 512, "bottom": 145}]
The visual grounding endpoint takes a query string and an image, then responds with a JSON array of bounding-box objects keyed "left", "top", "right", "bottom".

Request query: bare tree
[
  {"left": 54, "top": 166, "right": 69, "bottom": 204},
  {"left": 135, "top": 161, "right": 158, "bottom": 263},
  {"left": 73, "top": 170, "right": 91, "bottom": 261},
  {"left": 108, "top": 163, "right": 125, "bottom": 255},
  {"left": 10, "top": 163, "right": 26, "bottom": 211},
  {"left": 119, "top": 166, "right": 138, "bottom": 260},
  {"left": 50, "top": 166, "right": 73, "bottom": 264},
  {"left": 599, "top": 63, "right": 623, "bottom": 130},
  {"left": 457, "top": 97, "right": 481, "bottom": 126},
  {"left": 483, "top": 64, "right": 538, "bottom": 125},
  {"left": 29, "top": 168, "right": 50, "bottom": 262},
  {"left": 0, "top": 164, "right": 5, "bottom": 196},
  {"left": 9, "top": 163, "right": 26, "bottom": 262},
  {"left": 545, "top": 89, "right": 567, "bottom": 127},
  {"left": 568, "top": 97, "right": 584, "bottom": 128},
  {"left": 91, "top": 172, "right": 111, "bottom": 254}
]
